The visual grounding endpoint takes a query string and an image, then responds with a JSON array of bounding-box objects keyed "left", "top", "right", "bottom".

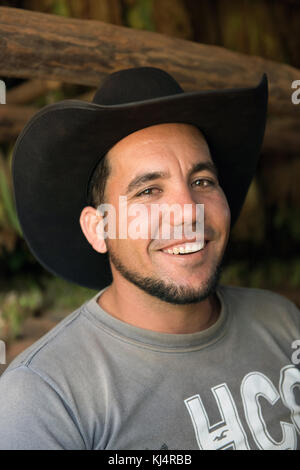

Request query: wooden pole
[
  {"left": 6, "top": 79, "right": 61, "bottom": 105},
  {"left": 0, "top": 6, "right": 299, "bottom": 119},
  {"left": 0, "top": 6, "right": 299, "bottom": 152}
]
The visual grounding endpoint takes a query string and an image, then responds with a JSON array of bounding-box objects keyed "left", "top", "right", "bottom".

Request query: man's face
[{"left": 101, "top": 123, "right": 230, "bottom": 304}]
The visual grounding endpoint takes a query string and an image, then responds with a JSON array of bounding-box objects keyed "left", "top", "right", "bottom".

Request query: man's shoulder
[
  {"left": 2, "top": 296, "right": 95, "bottom": 377},
  {"left": 0, "top": 301, "right": 93, "bottom": 450},
  {"left": 218, "top": 284, "right": 300, "bottom": 328},
  {"left": 219, "top": 284, "right": 298, "bottom": 306}
]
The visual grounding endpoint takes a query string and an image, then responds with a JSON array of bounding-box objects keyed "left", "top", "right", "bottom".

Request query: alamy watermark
[
  {"left": 95, "top": 197, "right": 204, "bottom": 243},
  {"left": 291, "top": 80, "right": 300, "bottom": 104},
  {"left": 0, "top": 80, "right": 7, "bottom": 364},
  {"left": 291, "top": 339, "right": 300, "bottom": 365},
  {"left": 0, "top": 340, "right": 6, "bottom": 365},
  {"left": 0, "top": 80, "right": 6, "bottom": 104}
]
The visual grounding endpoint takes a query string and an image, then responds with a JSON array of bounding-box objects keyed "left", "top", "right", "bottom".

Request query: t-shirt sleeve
[{"left": 0, "top": 365, "right": 86, "bottom": 450}]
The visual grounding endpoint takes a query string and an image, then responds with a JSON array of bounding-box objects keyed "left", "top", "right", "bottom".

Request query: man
[{"left": 0, "top": 67, "right": 299, "bottom": 450}]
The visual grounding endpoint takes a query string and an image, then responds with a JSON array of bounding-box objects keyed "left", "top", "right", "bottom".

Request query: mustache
[{"left": 150, "top": 225, "right": 215, "bottom": 251}]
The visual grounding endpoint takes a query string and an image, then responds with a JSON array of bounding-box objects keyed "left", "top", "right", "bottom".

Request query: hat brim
[{"left": 12, "top": 75, "right": 268, "bottom": 290}]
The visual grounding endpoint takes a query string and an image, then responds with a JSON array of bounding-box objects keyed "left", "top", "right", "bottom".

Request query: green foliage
[
  {"left": 289, "top": 259, "right": 300, "bottom": 289},
  {"left": 0, "top": 286, "right": 43, "bottom": 340},
  {"left": 273, "top": 206, "right": 300, "bottom": 241},
  {"left": 5, "top": 247, "right": 31, "bottom": 273},
  {"left": 125, "top": 0, "right": 155, "bottom": 31},
  {"left": 41, "top": 276, "right": 97, "bottom": 310},
  {"left": 221, "top": 258, "right": 300, "bottom": 290},
  {"left": 0, "top": 150, "right": 22, "bottom": 237},
  {"left": 34, "top": 88, "right": 66, "bottom": 107},
  {"left": 52, "top": 0, "right": 70, "bottom": 17},
  {"left": 0, "top": 275, "right": 96, "bottom": 341}
]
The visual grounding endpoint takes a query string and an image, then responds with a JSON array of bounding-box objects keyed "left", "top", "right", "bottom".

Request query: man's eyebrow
[
  {"left": 188, "top": 161, "right": 218, "bottom": 179},
  {"left": 125, "top": 161, "right": 218, "bottom": 195},
  {"left": 125, "top": 171, "right": 170, "bottom": 195}
]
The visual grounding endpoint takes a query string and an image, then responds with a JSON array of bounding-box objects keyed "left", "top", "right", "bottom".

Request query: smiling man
[
  {"left": 80, "top": 122, "right": 230, "bottom": 333},
  {"left": 0, "top": 67, "right": 300, "bottom": 450}
]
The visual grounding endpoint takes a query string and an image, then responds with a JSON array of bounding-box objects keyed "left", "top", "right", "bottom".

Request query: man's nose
[{"left": 164, "top": 184, "right": 202, "bottom": 226}]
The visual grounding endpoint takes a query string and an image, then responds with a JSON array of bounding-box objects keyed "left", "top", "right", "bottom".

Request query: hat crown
[{"left": 92, "top": 67, "right": 184, "bottom": 105}]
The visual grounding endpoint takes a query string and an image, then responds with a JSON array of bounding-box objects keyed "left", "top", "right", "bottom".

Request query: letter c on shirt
[
  {"left": 279, "top": 365, "right": 300, "bottom": 432},
  {"left": 241, "top": 371, "right": 297, "bottom": 450}
]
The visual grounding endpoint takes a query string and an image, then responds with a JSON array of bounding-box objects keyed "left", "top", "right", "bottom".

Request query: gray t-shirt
[{"left": 0, "top": 284, "right": 299, "bottom": 450}]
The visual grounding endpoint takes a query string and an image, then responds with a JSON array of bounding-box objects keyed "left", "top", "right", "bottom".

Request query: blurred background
[{"left": 0, "top": 0, "right": 299, "bottom": 369}]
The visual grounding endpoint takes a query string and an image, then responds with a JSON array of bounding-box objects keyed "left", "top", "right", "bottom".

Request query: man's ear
[{"left": 79, "top": 206, "right": 107, "bottom": 254}]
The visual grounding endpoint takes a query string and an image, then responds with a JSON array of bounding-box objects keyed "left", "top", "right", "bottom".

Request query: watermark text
[
  {"left": 96, "top": 198, "right": 204, "bottom": 244},
  {"left": 291, "top": 80, "right": 300, "bottom": 104},
  {"left": 0, "top": 340, "right": 6, "bottom": 365},
  {"left": 0, "top": 80, "right": 6, "bottom": 104}
]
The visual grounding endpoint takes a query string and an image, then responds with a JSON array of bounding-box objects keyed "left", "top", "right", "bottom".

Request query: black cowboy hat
[{"left": 12, "top": 67, "right": 268, "bottom": 291}]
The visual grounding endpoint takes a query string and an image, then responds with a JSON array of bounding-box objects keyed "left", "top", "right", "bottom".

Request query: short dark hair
[{"left": 88, "top": 152, "right": 111, "bottom": 208}]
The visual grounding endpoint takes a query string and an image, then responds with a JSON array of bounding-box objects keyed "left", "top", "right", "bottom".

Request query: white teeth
[{"left": 163, "top": 241, "right": 205, "bottom": 255}]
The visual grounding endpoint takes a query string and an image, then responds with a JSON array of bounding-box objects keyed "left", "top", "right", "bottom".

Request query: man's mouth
[{"left": 160, "top": 240, "right": 207, "bottom": 255}]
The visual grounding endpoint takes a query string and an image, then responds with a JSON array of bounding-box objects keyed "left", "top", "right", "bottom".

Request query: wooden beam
[
  {"left": 0, "top": 6, "right": 299, "bottom": 120},
  {"left": 6, "top": 79, "right": 61, "bottom": 105},
  {"left": 0, "top": 6, "right": 299, "bottom": 153}
]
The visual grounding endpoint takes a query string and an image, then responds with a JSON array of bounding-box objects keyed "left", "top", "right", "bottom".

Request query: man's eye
[
  {"left": 136, "top": 187, "right": 161, "bottom": 197},
  {"left": 191, "top": 178, "right": 215, "bottom": 189}
]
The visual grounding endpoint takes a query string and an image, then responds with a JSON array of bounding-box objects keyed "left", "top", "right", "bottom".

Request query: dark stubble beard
[{"left": 107, "top": 245, "right": 223, "bottom": 305}]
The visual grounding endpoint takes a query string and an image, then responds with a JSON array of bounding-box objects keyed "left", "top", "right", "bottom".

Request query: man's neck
[{"left": 97, "top": 279, "right": 221, "bottom": 334}]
